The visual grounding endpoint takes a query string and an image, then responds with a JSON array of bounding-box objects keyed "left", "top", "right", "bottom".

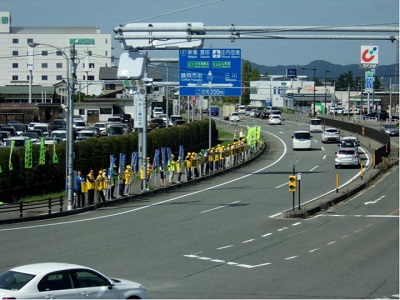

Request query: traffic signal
[{"left": 288, "top": 175, "right": 297, "bottom": 192}]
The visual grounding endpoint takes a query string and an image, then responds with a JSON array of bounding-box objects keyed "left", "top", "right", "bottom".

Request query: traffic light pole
[{"left": 292, "top": 166, "right": 295, "bottom": 211}]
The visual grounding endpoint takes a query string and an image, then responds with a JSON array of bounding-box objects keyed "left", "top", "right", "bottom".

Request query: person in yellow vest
[
  {"left": 168, "top": 154, "right": 177, "bottom": 184},
  {"left": 185, "top": 153, "right": 192, "bottom": 181},
  {"left": 239, "top": 128, "right": 246, "bottom": 141},
  {"left": 176, "top": 156, "right": 183, "bottom": 183},
  {"left": 208, "top": 147, "right": 215, "bottom": 172},
  {"left": 233, "top": 130, "right": 238, "bottom": 142},
  {"left": 86, "top": 169, "right": 96, "bottom": 205},
  {"left": 123, "top": 165, "right": 132, "bottom": 196},
  {"left": 96, "top": 170, "right": 106, "bottom": 204}
]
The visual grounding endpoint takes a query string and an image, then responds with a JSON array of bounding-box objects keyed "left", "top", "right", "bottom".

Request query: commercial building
[{"left": 0, "top": 11, "right": 112, "bottom": 100}]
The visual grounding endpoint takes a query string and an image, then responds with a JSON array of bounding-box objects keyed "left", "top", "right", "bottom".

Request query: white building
[
  {"left": 250, "top": 74, "right": 335, "bottom": 113},
  {"left": 0, "top": 11, "right": 112, "bottom": 99}
]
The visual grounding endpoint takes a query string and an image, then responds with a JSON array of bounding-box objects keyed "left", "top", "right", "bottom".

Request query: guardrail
[{"left": 0, "top": 196, "right": 64, "bottom": 219}]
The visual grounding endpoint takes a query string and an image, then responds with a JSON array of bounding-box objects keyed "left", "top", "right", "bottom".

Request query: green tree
[
  {"left": 335, "top": 71, "right": 357, "bottom": 91},
  {"left": 241, "top": 60, "right": 261, "bottom": 105}
]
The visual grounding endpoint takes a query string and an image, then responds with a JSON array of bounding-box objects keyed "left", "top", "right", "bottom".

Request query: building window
[
  {"left": 56, "top": 75, "right": 63, "bottom": 81},
  {"left": 56, "top": 63, "right": 63, "bottom": 68},
  {"left": 56, "top": 51, "right": 63, "bottom": 56},
  {"left": 27, "top": 38, "right": 33, "bottom": 44},
  {"left": 42, "top": 50, "right": 48, "bottom": 56},
  {"left": 12, "top": 50, "right": 18, "bottom": 56},
  {"left": 42, "top": 75, "right": 48, "bottom": 80},
  {"left": 12, "top": 63, "right": 18, "bottom": 68},
  {"left": 89, "top": 63, "right": 95, "bottom": 69},
  {"left": 105, "top": 84, "right": 116, "bottom": 90},
  {"left": 78, "top": 109, "right": 85, "bottom": 115},
  {"left": 42, "top": 63, "right": 48, "bottom": 68},
  {"left": 105, "top": 51, "right": 108, "bottom": 56},
  {"left": 100, "top": 108, "right": 112, "bottom": 114},
  {"left": 12, "top": 75, "right": 18, "bottom": 80},
  {"left": 27, "top": 75, "right": 31, "bottom": 80},
  {"left": 88, "top": 75, "right": 95, "bottom": 81},
  {"left": 12, "top": 38, "right": 18, "bottom": 44},
  {"left": 87, "top": 50, "right": 93, "bottom": 56}
]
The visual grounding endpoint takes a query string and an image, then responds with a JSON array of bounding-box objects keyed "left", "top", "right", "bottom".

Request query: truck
[
  {"left": 205, "top": 106, "right": 220, "bottom": 116},
  {"left": 222, "top": 104, "right": 236, "bottom": 120}
]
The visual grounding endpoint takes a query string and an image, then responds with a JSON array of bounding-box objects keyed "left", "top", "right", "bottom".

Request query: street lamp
[
  {"left": 28, "top": 41, "right": 75, "bottom": 210},
  {"left": 324, "top": 69, "right": 330, "bottom": 115},
  {"left": 301, "top": 66, "right": 317, "bottom": 117}
]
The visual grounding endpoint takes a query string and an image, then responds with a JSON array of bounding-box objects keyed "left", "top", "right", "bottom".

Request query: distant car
[
  {"left": 50, "top": 118, "right": 66, "bottom": 131},
  {"left": 158, "top": 114, "right": 168, "bottom": 123},
  {"left": 20, "top": 131, "right": 40, "bottom": 143},
  {"left": 107, "top": 125, "right": 126, "bottom": 136},
  {"left": 229, "top": 112, "right": 240, "bottom": 122},
  {"left": 0, "top": 262, "right": 149, "bottom": 299},
  {"left": 120, "top": 113, "right": 132, "bottom": 123},
  {"left": 380, "top": 124, "right": 399, "bottom": 136},
  {"left": 292, "top": 131, "right": 312, "bottom": 150},
  {"left": 169, "top": 115, "right": 183, "bottom": 126},
  {"left": 335, "top": 148, "right": 361, "bottom": 169},
  {"left": 72, "top": 120, "right": 86, "bottom": 131},
  {"left": 76, "top": 129, "right": 98, "bottom": 140},
  {"left": 152, "top": 107, "right": 164, "bottom": 118},
  {"left": 321, "top": 127, "right": 340, "bottom": 143},
  {"left": 173, "top": 119, "right": 186, "bottom": 126},
  {"left": 33, "top": 123, "right": 50, "bottom": 136},
  {"left": 149, "top": 118, "right": 166, "bottom": 129},
  {"left": 339, "top": 136, "right": 359, "bottom": 150},
  {"left": 2, "top": 136, "right": 30, "bottom": 147},
  {"left": 8, "top": 123, "right": 26, "bottom": 135},
  {"left": 50, "top": 130, "right": 67, "bottom": 141},
  {"left": 85, "top": 126, "right": 101, "bottom": 138},
  {"left": 268, "top": 115, "right": 281, "bottom": 125},
  {"left": 93, "top": 122, "right": 107, "bottom": 136},
  {"left": 259, "top": 111, "right": 269, "bottom": 119}
]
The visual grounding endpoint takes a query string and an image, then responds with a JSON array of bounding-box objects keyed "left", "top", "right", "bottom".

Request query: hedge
[{"left": 0, "top": 119, "right": 218, "bottom": 202}]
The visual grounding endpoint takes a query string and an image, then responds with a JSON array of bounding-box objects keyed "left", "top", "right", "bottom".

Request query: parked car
[
  {"left": 33, "top": 123, "right": 50, "bottom": 136},
  {"left": 152, "top": 107, "right": 163, "bottom": 118},
  {"left": 173, "top": 119, "right": 186, "bottom": 126},
  {"left": 321, "top": 127, "right": 340, "bottom": 143},
  {"left": 0, "top": 262, "right": 149, "bottom": 299},
  {"left": 76, "top": 129, "right": 98, "bottom": 140},
  {"left": 2, "top": 136, "right": 30, "bottom": 147},
  {"left": 20, "top": 131, "right": 40, "bottom": 143},
  {"left": 169, "top": 115, "right": 183, "bottom": 126},
  {"left": 268, "top": 115, "right": 282, "bottom": 125},
  {"left": 229, "top": 112, "right": 240, "bottom": 122},
  {"left": 259, "top": 111, "right": 269, "bottom": 119},
  {"left": 120, "top": 113, "right": 132, "bottom": 123},
  {"left": 107, "top": 116, "right": 122, "bottom": 123},
  {"left": 93, "top": 122, "right": 107, "bottom": 136},
  {"left": 50, "top": 130, "right": 67, "bottom": 141},
  {"left": 8, "top": 123, "right": 26, "bottom": 135},
  {"left": 335, "top": 148, "right": 361, "bottom": 168},
  {"left": 50, "top": 118, "right": 66, "bottom": 131},
  {"left": 149, "top": 118, "right": 166, "bottom": 129},
  {"left": 73, "top": 120, "right": 86, "bottom": 131},
  {"left": 85, "top": 126, "right": 101, "bottom": 138},
  {"left": 0, "top": 130, "right": 11, "bottom": 142},
  {"left": 107, "top": 125, "right": 125, "bottom": 136},
  {"left": 380, "top": 124, "right": 399, "bottom": 136}
]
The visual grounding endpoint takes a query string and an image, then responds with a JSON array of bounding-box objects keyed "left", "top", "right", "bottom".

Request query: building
[{"left": 0, "top": 11, "right": 112, "bottom": 98}]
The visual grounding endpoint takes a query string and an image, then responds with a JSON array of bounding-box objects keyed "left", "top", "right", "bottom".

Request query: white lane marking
[
  {"left": 217, "top": 245, "right": 233, "bottom": 250},
  {"left": 184, "top": 254, "right": 271, "bottom": 269},
  {"left": 327, "top": 241, "right": 337, "bottom": 246},
  {"left": 309, "top": 248, "right": 319, "bottom": 253},
  {"left": 262, "top": 233, "right": 273, "bottom": 237},
  {"left": 323, "top": 154, "right": 326, "bottom": 160},
  {"left": 309, "top": 165, "right": 319, "bottom": 172},
  {"left": 0, "top": 129, "right": 283, "bottom": 232},
  {"left": 292, "top": 222, "right": 302, "bottom": 226},
  {"left": 285, "top": 256, "right": 298, "bottom": 260},
  {"left": 270, "top": 147, "right": 372, "bottom": 218},
  {"left": 364, "top": 195, "right": 385, "bottom": 205},
  {"left": 201, "top": 200, "right": 240, "bottom": 214},
  {"left": 321, "top": 147, "right": 325, "bottom": 151},
  {"left": 242, "top": 239, "right": 255, "bottom": 243},
  {"left": 275, "top": 182, "right": 287, "bottom": 189},
  {"left": 277, "top": 227, "right": 288, "bottom": 232}
]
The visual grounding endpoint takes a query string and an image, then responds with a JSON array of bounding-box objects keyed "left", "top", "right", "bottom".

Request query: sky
[{"left": 1, "top": 0, "right": 399, "bottom": 66}]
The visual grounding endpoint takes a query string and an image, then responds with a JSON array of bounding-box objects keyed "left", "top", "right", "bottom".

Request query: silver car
[
  {"left": 335, "top": 148, "right": 361, "bottom": 169},
  {"left": 321, "top": 127, "right": 340, "bottom": 143},
  {"left": 380, "top": 124, "right": 399, "bottom": 136},
  {"left": 0, "top": 262, "right": 149, "bottom": 299}
]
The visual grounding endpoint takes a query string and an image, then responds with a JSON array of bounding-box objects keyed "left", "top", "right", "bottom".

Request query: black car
[
  {"left": 120, "top": 114, "right": 132, "bottom": 123},
  {"left": 259, "top": 111, "right": 269, "bottom": 119}
]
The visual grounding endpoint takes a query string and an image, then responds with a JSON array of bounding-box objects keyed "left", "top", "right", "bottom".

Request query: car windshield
[
  {"left": 0, "top": 270, "right": 35, "bottom": 291},
  {"left": 384, "top": 125, "right": 397, "bottom": 129},
  {"left": 326, "top": 129, "right": 338, "bottom": 133},
  {"left": 310, "top": 119, "right": 321, "bottom": 125}
]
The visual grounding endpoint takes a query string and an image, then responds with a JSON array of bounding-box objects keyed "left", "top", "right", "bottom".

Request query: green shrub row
[{"left": 0, "top": 120, "right": 218, "bottom": 201}]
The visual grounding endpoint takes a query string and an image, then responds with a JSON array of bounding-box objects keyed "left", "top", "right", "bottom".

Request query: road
[{"left": 0, "top": 114, "right": 398, "bottom": 299}]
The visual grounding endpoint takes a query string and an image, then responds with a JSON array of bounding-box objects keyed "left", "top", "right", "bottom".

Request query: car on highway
[
  {"left": 380, "top": 124, "right": 399, "bottom": 136},
  {"left": 152, "top": 107, "right": 163, "bottom": 118},
  {"left": 339, "top": 136, "right": 359, "bottom": 150},
  {"left": 321, "top": 127, "right": 340, "bottom": 143},
  {"left": 268, "top": 114, "right": 281, "bottom": 125},
  {"left": 292, "top": 131, "right": 312, "bottom": 150},
  {"left": 229, "top": 112, "right": 240, "bottom": 122},
  {"left": 0, "top": 262, "right": 149, "bottom": 299},
  {"left": 335, "top": 148, "right": 361, "bottom": 169},
  {"left": 310, "top": 118, "right": 323, "bottom": 132}
]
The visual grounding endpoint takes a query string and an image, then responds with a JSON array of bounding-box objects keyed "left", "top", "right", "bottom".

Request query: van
[
  {"left": 206, "top": 107, "right": 219, "bottom": 116},
  {"left": 309, "top": 118, "right": 323, "bottom": 132},
  {"left": 237, "top": 105, "right": 246, "bottom": 114},
  {"left": 292, "top": 131, "right": 312, "bottom": 150}
]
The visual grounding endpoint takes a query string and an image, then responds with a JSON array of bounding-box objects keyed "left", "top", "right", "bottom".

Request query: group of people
[{"left": 73, "top": 127, "right": 259, "bottom": 209}]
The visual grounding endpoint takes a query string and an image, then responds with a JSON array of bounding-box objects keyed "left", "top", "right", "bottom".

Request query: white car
[
  {"left": 229, "top": 112, "right": 240, "bottom": 122},
  {"left": 268, "top": 115, "right": 281, "bottom": 125},
  {"left": 321, "top": 127, "right": 340, "bottom": 143},
  {"left": 292, "top": 131, "right": 312, "bottom": 150},
  {"left": 152, "top": 107, "right": 163, "bottom": 118},
  {"left": 0, "top": 262, "right": 149, "bottom": 299}
]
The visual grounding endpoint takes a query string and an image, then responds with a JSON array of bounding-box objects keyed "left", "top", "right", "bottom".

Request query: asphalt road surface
[{"left": 0, "top": 115, "right": 398, "bottom": 299}]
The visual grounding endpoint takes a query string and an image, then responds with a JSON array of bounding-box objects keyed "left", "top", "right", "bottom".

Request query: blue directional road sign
[{"left": 179, "top": 48, "right": 242, "bottom": 96}]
